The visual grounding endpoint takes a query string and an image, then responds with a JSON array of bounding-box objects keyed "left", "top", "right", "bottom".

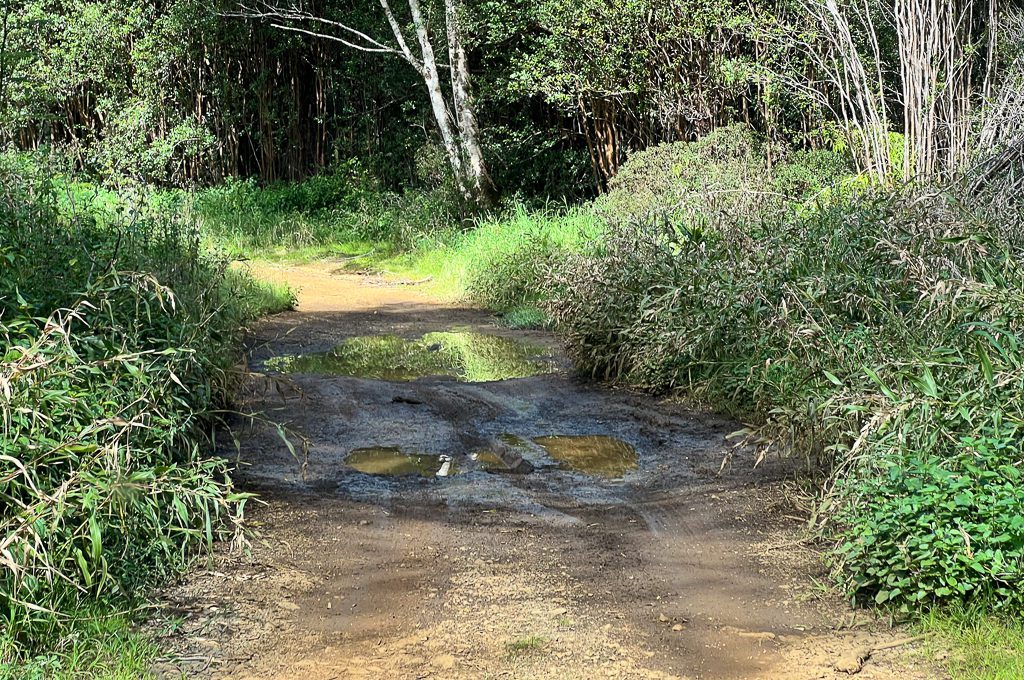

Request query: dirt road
[{"left": 155, "top": 262, "right": 940, "bottom": 680}]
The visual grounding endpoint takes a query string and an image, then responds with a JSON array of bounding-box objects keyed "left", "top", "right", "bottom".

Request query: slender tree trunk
[
  {"left": 252, "top": 0, "right": 494, "bottom": 206},
  {"left": 403, "top": 0, "right": 469, "bottom": 200},
  {"left": 445, "top": 0, "right": 492, "bottom": 204}
]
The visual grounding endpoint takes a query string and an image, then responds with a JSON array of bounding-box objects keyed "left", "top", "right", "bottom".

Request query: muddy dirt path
[{"left": 156, "top": 262, "right": 941, "bottom": 680}]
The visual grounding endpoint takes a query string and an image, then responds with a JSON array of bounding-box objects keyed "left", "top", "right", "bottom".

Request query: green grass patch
[
  {"left": 0, "top": 607, "right": 161, "bottom": 680},
  {"left": 191, "top": 166, "right": 461, "bottom": 258},
  {"left": 498, "top": 305, "right": 550, "bottom": 330},
  {"left": 919, "top": 608, "right": 1024, "bottom": 680},
  {"left": 224, "top": 266, "right": 296, "bottom": 316},
  {"left": 505, "top": 635, "right": 548, "bottom": 657},
  {"left": 346, "top": 204, "right": 603, "bottom": 307}
]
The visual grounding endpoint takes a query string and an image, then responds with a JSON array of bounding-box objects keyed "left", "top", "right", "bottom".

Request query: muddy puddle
[
  {"left": 345, "top": 447, "right": 456, "bottom": 477},
  {"left": 346, "top": 434, "right": 638, "bottom": 481},
  {"left": 533, "top": 435, "right": 639, "bottom": 479},
  {"left": 265, "top": 331, "right": 556, "bottom": 382}
]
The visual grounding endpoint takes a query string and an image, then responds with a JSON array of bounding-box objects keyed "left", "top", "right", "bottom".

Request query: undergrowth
[
  {"left": 0, "top": 156, "right": 291, "bottom": 673},
  {"left": 32, "top": 123, "right": 1022, "bottom": 650},
  {"left": 918, "top": 607, "right": 1024, "bottom": 680},
  {"left": 192, "top": 161, "right": 463, "bottom": 257},
  {"left": 548, "top": 174, "right": 1024, "bottom": 611}
]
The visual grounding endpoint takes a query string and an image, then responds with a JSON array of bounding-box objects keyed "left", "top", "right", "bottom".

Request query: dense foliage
[
  {"left": 2, "top": 0, "right": 1022, "bottom": 672},
  {"left": 0, "top": 0, "right": 850, "bottom": 196},
  {"left": 542, "top": 138, "right": 1024, "bottom": 610},
  {"left": 597, "top": 124, "right": 850, "bottom": 224},
  {"left": 0, "top": 156, "right": 291, "bottom": 669}
]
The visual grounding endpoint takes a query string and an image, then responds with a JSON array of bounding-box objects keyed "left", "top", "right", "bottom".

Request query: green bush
[
  {"left": 193, "top": 164, "right": 464, "bottom": 255},
  {"left": 0, "top": 157, "right": 285, "bottom": 664},
  {"left": 546, "top": 182, "right": 1024, "bottom": 611},
  {"left": 598, "top": 124, "right": 851, "bottom": 226},
  {"left": 450, "top": 206, "right": 602, "bottom": 310},
  {"left": 838, "top": 436, "right": 1024, "bottom": 609}
]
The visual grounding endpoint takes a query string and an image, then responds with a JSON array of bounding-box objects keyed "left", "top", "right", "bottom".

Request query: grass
[
  {"left": 0, "top": 155, "right": 291, "bottom": 673},
  {"left": 224, "top": 266, "right": 296, "bottom": 316},
  {"left": 8, "top": 141, "right": 1020, "bottom": 679},
  {"left": 183, "top": 168, "right": 602, "bottom": 309},
  {"left": 0, "top": 608, "right": 161, "bottom": 680},
  {"left": 191, "top": 168, "right": 460, "bottom": 258},
  {"left": 918, "top": 609, "right": 1024, "bottom": 680},
  {"left": 324, "top": 204, "right": 603, "bottom": 310},
  {"left": 498, "top": 305, "right": 550, "bottom": 330},
  {"left": 505, "top": 635, "right": 548, "bottom": 658}
]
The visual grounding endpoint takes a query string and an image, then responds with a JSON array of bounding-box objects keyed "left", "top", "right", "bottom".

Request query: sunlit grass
[
  {"left": 917, "top": 608, "right": 1024, "bottom": 680},
  {"left": 321, "top": 205, "right": 603, "bottom": 305},
  {"left": 0, "top": 608, "right": 161, "bottom": 680},
  {"left": 505, "top": 635, "right": 548, "bottom": 658}
]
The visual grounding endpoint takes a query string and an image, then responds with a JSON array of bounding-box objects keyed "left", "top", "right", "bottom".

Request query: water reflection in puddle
[
  {"left": 469, "top": 450, "right": 508, "bottom": 470},
  {"left": 344, "top": 434, "right": 638, "bottom": 480},
  {"left": 266, "top": 332, "right": 556, "bottom": 382},
  {"left": 533, "top": 435, "right": 638, "bottom": 479},
  {"left": 345, "top": 447, "right": 456, "bottom": 477}
]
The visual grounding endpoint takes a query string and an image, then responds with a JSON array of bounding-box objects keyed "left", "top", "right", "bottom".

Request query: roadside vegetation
[
  {"left": 0, "top": 155, "right": 291, "bottom": 676},
  {"left": 2, "top": 0, "right": 1023, "bottom": 676},
  {"left": 183, "top": 129, "right": 1024, "bottom": 676}
]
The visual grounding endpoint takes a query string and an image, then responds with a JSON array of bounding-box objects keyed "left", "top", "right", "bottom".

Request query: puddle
[
  {"left": 470, "top": 433, "right": 536, "bottom": 473},
  {"left": 345, "top": 447, "right": 456, "bottom": 477},
  {"left": 265, "top": 332, "right": 556, "bottom": 382},
  {"left": 470, "top": 450, "right": 508, "bottom": 471},
  {"left": 533, "top": 435, "right": 639, "bottom": 479}
]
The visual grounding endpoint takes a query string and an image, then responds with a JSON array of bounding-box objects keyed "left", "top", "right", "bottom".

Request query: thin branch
[
  {"left": 231, "top": 3, "right": 401, "bottom": 57},
  {"left": 267, "top": 22, "right": 396, "bottom": 54}
]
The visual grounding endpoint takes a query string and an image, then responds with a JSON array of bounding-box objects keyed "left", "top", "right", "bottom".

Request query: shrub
[
  {"left": 193, "top": 164, "right": 464, "bottom": 254},
  {"left": 546, "top": 183, "right": 1024, "bottom": 610},
  {"left": 837, "top": 435, "right": 1024, "bottom": 609},
  {"left": 455, "top": 206, "right": 602, "bottom": 310},
  {"left": 598, "top": 124, "right": 851, "bottom": 226},
  {"left": 0, "top": 157, "right": 280, "bottom": 661}
]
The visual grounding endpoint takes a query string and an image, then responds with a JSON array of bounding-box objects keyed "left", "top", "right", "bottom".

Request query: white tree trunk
[
  {"left": 445, "top": 0, "right": 491, "bottom": 201},
  {"left": 805, "top": 0, "right": 992, "bottom": 182},
  {"left": 404, "top": 0, "right": 473, "bottom": 201},
  {"left": 246, "top": 0, "right": 493, "bottom": 206}
]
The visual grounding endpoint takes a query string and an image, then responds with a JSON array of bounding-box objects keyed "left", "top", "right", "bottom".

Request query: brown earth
[{"left": 153, "top": 261, "right": 944, "bottom": 680}]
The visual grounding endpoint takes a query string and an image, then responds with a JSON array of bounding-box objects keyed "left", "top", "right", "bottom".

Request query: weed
[
  {"left": 499, "top": 305, "right": 550, "bottom": 330},
  {"left": 505, "top": 635, "right": 548, "bottom": 657},
  {"left": 917, "top": 607, "right": 1024, "bottom": 680},
  {"left": 0, "top": 153, "right": 287, "bottom": 666}
]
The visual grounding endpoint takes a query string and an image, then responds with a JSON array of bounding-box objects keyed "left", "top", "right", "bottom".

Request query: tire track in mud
[{"left": 154, "top": 262, "right": 942, "bottom": 680}]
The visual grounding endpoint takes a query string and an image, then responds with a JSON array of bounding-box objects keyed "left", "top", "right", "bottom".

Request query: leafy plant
[
  {"left": 546, "top": 171, "right": 1024, "bottom": 611},
  {"left": 598, "top": 124, "right": 851, "bottom": 226},
  {"left": 837, "top": 435, "right": 1024, "bottom": 610},
  {"left": 0, "top": 155, "right": 286, "bottom": 664}
]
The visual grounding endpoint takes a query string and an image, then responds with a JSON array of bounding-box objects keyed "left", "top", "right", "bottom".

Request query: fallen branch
[{"left": 834, "top": 635, "right": 926, "bottom": 674}]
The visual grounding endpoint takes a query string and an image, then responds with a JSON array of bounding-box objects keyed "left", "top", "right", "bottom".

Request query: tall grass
[
  {"left": 378, "top": 205, "right": 603, "bottom": 308},
  {"left": 192, "top": 166, "right": 462, "bottom": 257},
  {"left": 547, "top": 181, "right": 1024, "bottom": 611},
  {"left": 0, "top": 155, "right": 291, "bottom": 671}
]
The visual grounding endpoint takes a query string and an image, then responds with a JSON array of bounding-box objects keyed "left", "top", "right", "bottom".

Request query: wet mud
[{"left": 155, "top": 262, "right": 941, "bottom": 680}]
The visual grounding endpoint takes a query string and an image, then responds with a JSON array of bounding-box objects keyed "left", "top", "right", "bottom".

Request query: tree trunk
[
  {"left": 251, "top": 0, "right": 494, "bottom": 206},
  {"left": 445, "top": 0, "right": 492, "bottom": 205}
]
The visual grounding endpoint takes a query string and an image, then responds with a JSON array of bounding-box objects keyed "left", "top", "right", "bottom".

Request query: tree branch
[
  {"left": 378, "top": 0, "right": 424, "bottom": 73},
  {"left": 232, "top": 2, "right": 404, "bottom": 59}
]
